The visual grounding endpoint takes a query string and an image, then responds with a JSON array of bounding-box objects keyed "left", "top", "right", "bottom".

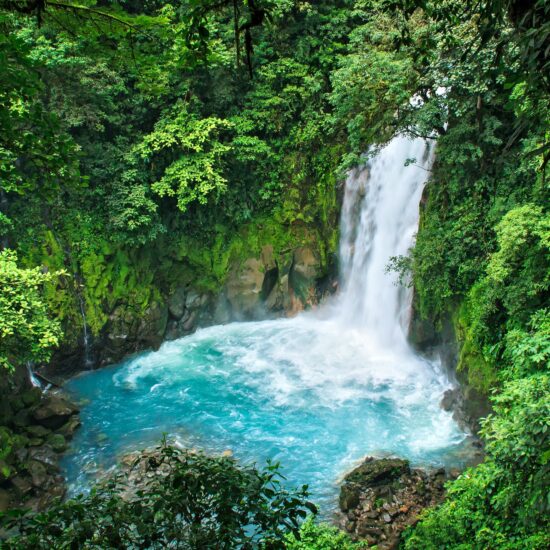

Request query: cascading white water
[
  {"left": 64, "top": 134, "right": 467, "bottom": 509},
  {"left": 337, "top": 136, "right": 433, "bottom": 348}
]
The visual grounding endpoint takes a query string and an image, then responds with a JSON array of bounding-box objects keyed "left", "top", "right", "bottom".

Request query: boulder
[
  {"left": 264, "top": 274, "right": 290, "bottom": 312},
  {"left": 225, "top": 258, "right": 265, "bottom": 317},
  {"left": 0, "top": 399, "right": 14, "bottom": 425},
  {"left": 340, "top": 457, "right": 454, "bottom": 550},
  {"left": 25, "top": 425, "right": 52, "bottom": 438},
  {"left": 167, "top": 287, "right": 187, "bottom": 319},
  {"left": 27, "top": 460, "right": 48, "bottom": 488},
  {"left": 33, "top": 395, "right": 78, "bottom": 430},
  {"left": 47, "top": 434, "right": 67, "bottom": 453},
  {"left": 58, "top": 416, "right": 81, "bottom": 440},
  {"left": 21, "top": 387, "right": 43, "bottom": 407},
  {"left": 10, "top": 475, "right": 32, "bottom": 496},
  {"left": 29, "top": 445, "right": 58, "bottom": 468},
  {"left": 138, "top": 301, "right": 169, "bottom": 349},
  {"left": 13, "top": 408, "right": 32, "bottom": 428}
]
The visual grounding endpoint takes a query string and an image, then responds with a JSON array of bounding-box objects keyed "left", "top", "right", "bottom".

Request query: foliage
[
  {"left": 0, "top": 442, "right": 317, "bottom": 549},
  {"left": 0, "top": 1, "right": 548, "bottom": 548},
  {"left": 285, "top": 517, "right": 368, "bottom": 549},
  {"left": 0, "top": 249, "right": 62, "bottom": 371},
  {"left": 404, "top": 373, "right": 550, "bottom": 550}
]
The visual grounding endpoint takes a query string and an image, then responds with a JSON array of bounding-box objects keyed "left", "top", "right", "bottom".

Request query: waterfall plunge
[
  {"left": 336, "top": 136, "right": 433, "bottom": 348},
  {"left": 64, "top": 135, "right": 465, "bottom": 509}
]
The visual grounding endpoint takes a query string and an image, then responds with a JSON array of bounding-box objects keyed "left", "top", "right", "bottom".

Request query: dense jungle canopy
[{"left": 0, "top": 0, "right": 548, "bottom": 548}]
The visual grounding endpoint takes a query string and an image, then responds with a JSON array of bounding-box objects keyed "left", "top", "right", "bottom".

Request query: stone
[
  {"left": 47, "top": 433, "right": 67, "bottom": 453},
  {"left": 182, "top": 310, "right": 197, "bottom": 332},
  {"left": 288, "top": 246, "right": 320, "bottom": 305},
  {"left": 185, "top": 290, "right": 201, "bottom": 309},
  {"left": 13, "top": 408, "right": 32, "bottom": 428},
  {"left": 167, "top": 287, "right": 187, "bottom": 319},
  {"left": 21, "top": 387, "right": 43, "bottom": 407},
  {"left": 138, "top": 302, "right": 169, "bottom": 349},
  {"left": 212, "top": 295, "right": 232, "bottom": 324},
  {"left": 0, "top": 488, "right": 11, "bottom": 512},
  {"left": 27, "top": 460, "right": 48, "bottom": 487},
  {"left": 225, "top": 258, "right": 265, "bottom": 317},
  {"left": 9, "top": 397, "right": 25, "bottom": 413},
  {"left": 340, "top": 481, "right": 361, "bottom": 512},
  {"left": 25, "top": 425, "right": 51, "bottom": 438},
  {"left": 343, "top": 457, "right": 410, "bottom": 487},
  {"left": 29, "top": 445, "right": 59, "bottom": 468},
  {"left": 33, "top": 395, "right": 78, "bottom": 430},
  {"left": 11, "top": 475, "right": 32, "bottom": 496},
  {"left": 264, "top": 274, "right": 290, "bottom": 312},
  {"left": 58, "top": 416, "right": 81, "bottom": 440},
  {"left": 0, "top": 399, "right": 14, "bottom": 425},
  {"left": 340, "top": 457, "right": 454, "bottom": 547},
  {"left": 15, "top": 447, "right": 28, "bottom": 463}
]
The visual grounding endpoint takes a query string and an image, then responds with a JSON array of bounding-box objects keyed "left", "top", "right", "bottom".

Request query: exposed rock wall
[
  {"left": 408, "top": 293, "right": 492, "bottom": 435},
  {"left": 45, "top": 243, "right": 336, "bottom": 378}
]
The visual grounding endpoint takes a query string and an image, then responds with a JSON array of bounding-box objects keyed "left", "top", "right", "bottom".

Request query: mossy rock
[
  {"left": 25, "top": 425, "right": 52, "bottom": 438},
  {"left": 13, "top": 409, "right": 32, "bottom": 428},
  {"left": 0, "top": 400, "right": 14, "bottom": 425},
  {"left": 340, "top": 458, "right": 410, "bottom": 512},
  {"left": 47, "top": 434, "right": 67, "bottom": 453},
  {"left": 21, "top": 387, "right": 43, "bottom": 407},
  {"left": 9, "top": 397, "right": 25, "bottom": 413}
]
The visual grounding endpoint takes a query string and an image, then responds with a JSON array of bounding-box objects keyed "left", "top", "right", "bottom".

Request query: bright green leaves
[
  {"left": 329, "top": 8, "right": 417, "bottom": 160},
  {"left": 0, "top": 249, "right": 62, "bottom": 371},
  {"left": 286, "top": 517, "right": 369, "bottom": 549},
  {"left": 460, "top": 204, "right": 550, "bottom": 381},
  {"left": 133, "top": 106, "right": 233, "bottom": 212}
]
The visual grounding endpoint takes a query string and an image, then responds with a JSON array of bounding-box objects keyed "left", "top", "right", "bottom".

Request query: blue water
[{"left": 62, "top": 315, "right": 469, "bottom": 511}]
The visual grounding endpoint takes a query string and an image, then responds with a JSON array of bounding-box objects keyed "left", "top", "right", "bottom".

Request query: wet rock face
[
  {"left": 440, "top": 387, "right": 492, "bottom": 435},
  {"left": 48, "top": 241, "right": 336, "bottom": 375},
  {"left": 0, "top": 388, "right": 80, "bottom": 512},
  {"left": 225, "top": 258, "right": 266, "bottom": 318},
  {"left": 340, "top": 457, "right": 458, "bottom": 549}
]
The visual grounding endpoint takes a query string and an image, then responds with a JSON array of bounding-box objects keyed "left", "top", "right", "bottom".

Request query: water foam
[{"left": 64, "top": 135, "right": 467, "bottom": 510}]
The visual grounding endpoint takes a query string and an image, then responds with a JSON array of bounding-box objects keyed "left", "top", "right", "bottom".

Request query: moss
[{"left": 453, "top": 302, "right": 499, "bottom": 394}]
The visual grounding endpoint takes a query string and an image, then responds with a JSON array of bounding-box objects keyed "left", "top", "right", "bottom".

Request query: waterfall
[
  {"left": 27, "top": 362, "right": 43, "bottom": 388},
  {"left": 77, "top": 292, "right": 94, "bottom": 368},
  {"left": 64, "top": 134, "right": 467, "bottom": 508},
  {"left": 336, "top": 135, "right": 434, "bottom": 347}
]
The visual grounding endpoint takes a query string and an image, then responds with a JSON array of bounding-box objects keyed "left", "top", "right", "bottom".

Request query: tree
[
  {"left": 0, "top": 249, "right": 62, "bottom": 371},
  {"left": 1, "top": 441, "right": 317, "bottom": 549}
]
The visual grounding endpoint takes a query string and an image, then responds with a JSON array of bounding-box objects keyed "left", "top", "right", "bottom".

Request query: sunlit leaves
[{"left": 0, "top": 249, "right": 62, "bottom": 371}]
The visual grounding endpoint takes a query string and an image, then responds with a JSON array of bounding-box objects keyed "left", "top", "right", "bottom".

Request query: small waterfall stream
[
  {"left": 64, "top": 136, "right": 467, "bottom": 509},
  {"left": 77, "top": 291, "right": 94, "bottom": 369}
]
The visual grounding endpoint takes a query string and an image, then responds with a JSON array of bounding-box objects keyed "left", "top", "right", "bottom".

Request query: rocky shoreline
[
  {"left": 339, "top": 457, "right": 462, "bottom": 549},
  {"left": 0, "top": 387, "right": 80, "bottom": 512}
]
